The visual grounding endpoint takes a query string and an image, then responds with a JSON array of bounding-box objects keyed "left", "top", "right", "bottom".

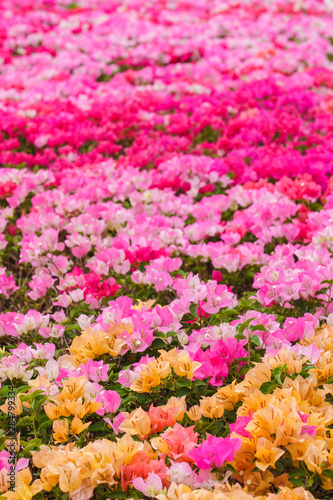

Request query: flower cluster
[{"left": 1, "top": 0, "right": 333, "bottom": 499}]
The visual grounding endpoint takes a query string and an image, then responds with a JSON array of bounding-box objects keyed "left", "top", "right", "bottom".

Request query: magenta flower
[{"left": 187, "top": 435, "right": 241, "bottom": 469}]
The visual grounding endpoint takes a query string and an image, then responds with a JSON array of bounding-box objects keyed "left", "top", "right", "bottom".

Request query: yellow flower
[
  {"left": 186, "top": 405, "right": 203, "bottom": 421},
  {"left": 132, "top": 299, "right": 155, "bottom": 311},
  {"left": 215, "top": 382, "right": 239, "bottom": 410},
  {"left": 62, "top": 398, "right": 102, "bottom": 418},
  {"left": 162, "top": 396, "right": 187, "bottom": 421},
  {"left": 235, "top": 363, "right": 271, "bottom": 396},
  {"left": 303, "top": 441, "right": 328, "bottom": 474},
  {"left": 150, "top": 436, "right": 171, "bottom": 455},
  {"left": 116, "top": 433, "right": 146, "bottom": 465},
  {"left": 131, "top": 372, "right": 161, "bottom": 393},
  {"left": 159, "top": 348, "right": 180, "bottom": 368},
  {"left": 255, "top": 437, "right": 285, "bottom": 471},
  {"left": 264, "top": 349, "right": 307, "bottom": 375},
  {"left": 173, "top": 354, "right": 201, "bottom": 379},
  {"left": 200, "top": 396, "right": 224, "bottom": 419},
  {"left": 58, "top": 462, "right": 82, "bottom": 493},
  {"left": 90, "top": 463, "right": 117, "bottom": 488},
  {"left": 118, "top": 408, "right": 151, "bottom": 439},
  {"left": 274, "top": 416, "right": 302, "bottom": 448},
  {"left": 2, "top": 468, "right": 42, "bottom": 500},
  {"left": 28, "top": 374, "right": 51, "bottom": 391}
]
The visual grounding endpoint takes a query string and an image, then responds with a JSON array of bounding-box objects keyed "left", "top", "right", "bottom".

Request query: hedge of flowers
[{"left": 2, "top": 0, "right": 333, "bottom": 499}]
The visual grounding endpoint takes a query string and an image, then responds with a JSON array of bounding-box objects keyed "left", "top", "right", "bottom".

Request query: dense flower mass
[{"left": 1, "top": 0, "right": 333, "bottom": 498}]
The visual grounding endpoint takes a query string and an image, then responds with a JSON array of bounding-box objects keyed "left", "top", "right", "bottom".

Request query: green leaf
[
  {"left": 322, "top": 469, "right": 333, "bottom": 480},
  {"left": 250, "top": 324, "right": 267, "bottom": 333},
  {"left": 288, "top": 468, "right": 307, "bottom": 478},
  {"left": 150, "top": 338, "right": 165, "bottom": 349},
  {"left": 192, "top": 380, "right": 207, "bottom": 387},
  {"left": 16, "top": 416, "right": 32, "bottom": 428},
  {"left": 189, "top": 303, "right": 199, "bottom": 318},
  {"left": 275, "top": 460, "right": 285, "bottom": 472},
  {"left": 88, "top": 422, "right": 104, "bottom": 432},
  {"left": 176, "top": 387, "right": 192, "bottom": 397},
  {"left": 251, "top": 335, "right": 261, "bottom": 347},
  {"left": 260, "top": 381, "right": 277, "bottom": 395},
  {"left": 237, "top": 318, "right": 255, "bottom": 335},
  {"left": 22, "top": 442, "right": 42, "bottom": 457},
  {"left": 32, "top": 395, "right": 47, "bottom": 412},
  {"left": 176, "top": 378, "right": 191, "bottom": 388},
  {"left": 165, "top": 331, "right": 179, "bottom": 337},
  {"left": 38, "top": 419, "right": 53, "bottom": 431},
  {"left": 273, "top": 366, "right": 284, "bottom": 385},
  {"left": 289, "top": 478, "right": 303, "bottom": 487},
  {"left": 205, "top": 419, "right": 225, "bottom": 436},
  {"left": 226, "top": 463, "right": 237, "bottom": 474},
  {"left": 30, "top": 389, "right": 45, "bottom": 399},
  {"left": 107, "top": 492, "right": 128, "bottom": 499}
]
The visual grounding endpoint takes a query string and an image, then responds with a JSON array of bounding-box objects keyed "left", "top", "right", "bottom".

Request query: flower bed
[{"left": 1, "top": 0, "right": 333, "bottom": 499}]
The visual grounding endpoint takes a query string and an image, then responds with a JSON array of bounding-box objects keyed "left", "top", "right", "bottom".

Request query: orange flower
[
  {"left": 54, "top": 375, "right": 87, "bottom": 402},
  {"left": 285, "top": 438, "right": 312, "bottom": 462},
  {"left": 255, "top": 437, "right": 285, "bottom": 471},
  {"left": 70, "top": 417, "right": 91, "bottom": 435},
  {"left": 0, "top": 396, "right": 26, "bottom": 416},
  {"left": 274, "top": 416, "right": 302, "bottom": 448},
  {"left": 131, "top": 372, "right": 161, "bottom": 393},
  {"left": 148, "top": 404, "right": 178, "bottom": 434},
  {"left": 52, "top": 419, "right": 69, "bottom": 442},
  {"left": 44, "top": 402, "right": 66, "bottom": 420},
  {"left": 246, "top": 403, "right": 284, "bottom": 440}
]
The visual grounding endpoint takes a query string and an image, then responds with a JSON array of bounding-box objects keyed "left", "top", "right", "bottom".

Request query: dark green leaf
[
  {"left": 260, "top": 381, "right": 276, "bottom": 395},
  {"left": 322, "top": 469, "right": 333, "bottom": 480},
  {"left": 176, "top": 387, "right": 192, "bottom": 397}
]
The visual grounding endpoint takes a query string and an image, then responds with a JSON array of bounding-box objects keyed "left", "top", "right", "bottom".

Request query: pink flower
[
  {"left": 133, "top": 473, "right": 165, "bottom": 498},
  {"left": 229, "top": 416, "right": 252, "bottom": 438},
  {"left": 105, "top": 412, "right": 127, "bottom": 435},
  {"left": 79, "top": 359, "right": 109, "bottom": 383},
  {"left": 187, "top": 435, "right": 241, "bottom": 469},
  {"left": 95, "top": 390, "right": 121, "bottom": 415}
]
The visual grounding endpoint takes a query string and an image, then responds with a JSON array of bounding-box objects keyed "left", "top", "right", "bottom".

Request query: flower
[{"left": 187, "top": 435, "right": 241, "bottom": 470}]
